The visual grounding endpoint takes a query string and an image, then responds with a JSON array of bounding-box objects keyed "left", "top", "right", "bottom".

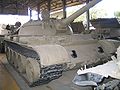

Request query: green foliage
[
  {"left": 67, "top": 9, "right": 86, "bottom": 22},
  {"left": 90, "top": 8, "right": 107, "bottom": 19},
  {"left": 72, "top": 13, "right": 86, "bottom": 22},
  {"left": 67, "top": 6, "right": 107, "bottom": 22},
  {"left": 51, "top": 5, "right": 107, "bottom": 22},
  {"left": 114, "top": 11, "right": 120, "bottom": 18}
]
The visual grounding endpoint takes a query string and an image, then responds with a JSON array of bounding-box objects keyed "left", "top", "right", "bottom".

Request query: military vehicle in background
[
  {"left": 90, "top": 18, "right": 120, "bottom": 39},
  {"left": 0, "top": 24, "right": 9, "bottom": 52},
  {"left": 0, "top": 22, "right": 21, "bottom": 53},
  {"left": 4, "top": 0, "right": 120, "bottom": 89}
]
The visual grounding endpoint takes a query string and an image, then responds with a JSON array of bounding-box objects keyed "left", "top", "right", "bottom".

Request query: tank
[
  {"left": 4, "top": 0, "right": 120, "bottom": 89},
  {"left": 0, "top": 22, "right": 21, "bottom": 53}
]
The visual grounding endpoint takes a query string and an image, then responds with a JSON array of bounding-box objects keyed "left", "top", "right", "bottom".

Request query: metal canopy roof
[
  {"left": 0, "top": 0, "right": 89, "bottom": 15},
  {"left": 30, "top": 0, "right": 88, "bottom": 11},
  {"left": 0, "top": 0, "right": 28, "bottom": 15}
]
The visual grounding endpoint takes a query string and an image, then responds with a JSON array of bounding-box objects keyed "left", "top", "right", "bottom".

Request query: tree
[
  {"left": 90, "top": 8, "right": 107, "bottom": 19},
  {"left": 114, "top": 11, "right": 120, "bottom": 18}
]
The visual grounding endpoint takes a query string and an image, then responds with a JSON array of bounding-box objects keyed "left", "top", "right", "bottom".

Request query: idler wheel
[{"left": 25, "top": 58, "right": 40, "bottom": 83}]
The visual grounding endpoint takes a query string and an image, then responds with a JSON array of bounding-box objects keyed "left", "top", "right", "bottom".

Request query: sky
[
  {"left": 66, "top": 0, "right": 120, "bottom": 18},
  {"left": 0, "top": 0, "right": 120, "bottom": 25},
  {"left": 94, "top": 0, "right": 120, "bottom": 17},
  {"left": 0, "top": 15, "right": 29, "bottom": 25}
]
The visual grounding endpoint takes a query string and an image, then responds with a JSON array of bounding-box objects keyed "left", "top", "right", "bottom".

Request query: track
[{"left": 4, "top": 40, "right": 64, "bottom": 87}]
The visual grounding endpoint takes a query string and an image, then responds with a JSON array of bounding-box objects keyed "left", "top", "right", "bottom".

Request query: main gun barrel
[{"left": 62, "top": 0, "right": 102, "bottom": 25}]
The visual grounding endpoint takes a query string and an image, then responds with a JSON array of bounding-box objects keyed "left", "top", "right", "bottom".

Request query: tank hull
[{"left": 4, "top": 34, "right": 119, "bottom": 87}]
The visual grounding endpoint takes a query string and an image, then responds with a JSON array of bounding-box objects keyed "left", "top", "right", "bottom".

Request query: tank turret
[
  {"left": 4, "top": 0, "right": 120, "bottom": 88},
  {"left": 18, "top": 0, "right": 102, "bottom": 36}
]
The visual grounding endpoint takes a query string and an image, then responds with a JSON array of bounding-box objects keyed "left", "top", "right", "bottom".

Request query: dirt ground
[{"left": 0, "top": 54, "right": 20, "bottom": 90}]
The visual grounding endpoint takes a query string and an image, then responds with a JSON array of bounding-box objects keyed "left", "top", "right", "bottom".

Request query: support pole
[
  {"left": 37, "top": 4, "right": 40, "bottom": 20},
  {"left": 15, "top": 1, "right": 18, "bottom": 14},
  {"left": 1, "top": 0, "right": 4, "bottom": 13},
  {"left": 29, "top": 8, "right": 32, "bottom": 20},
  {"left": 62, "top": 0, "right": 66, "bottom": 19},
  {"left": 47, "top": 0, "right": 51, "bottom": 14},
  {"left": 86, "top": 0, "right": 90, "bottom": 30}
]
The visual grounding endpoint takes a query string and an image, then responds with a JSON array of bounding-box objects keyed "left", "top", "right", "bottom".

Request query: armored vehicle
[
  {"left": 4, "top": 0, "right": 120, "bottom": 89},
  {"left": 0, "top": 24, "right": 9, "bottom": 52},
  {"left": 0, "top": 22, "right": 21, "bottom": 53},
  {"left": 90, "top": 18, "right": 120, "bottom": 39}
]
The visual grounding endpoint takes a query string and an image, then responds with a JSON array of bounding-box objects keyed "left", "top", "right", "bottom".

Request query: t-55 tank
[{"left": 4, "top": 0, "right": 120, "bottom": 88}]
